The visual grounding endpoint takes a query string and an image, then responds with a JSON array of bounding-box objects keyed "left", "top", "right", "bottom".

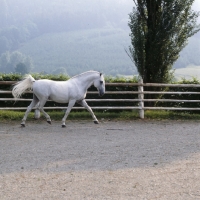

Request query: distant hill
[
  {"left": 1, "top": 0, "right": 200, "bottom": 77},
  {"left": 174, "top": 32, "right": 200, "bottom": 69},
  {"left": 18, "top": 27, "right": 200, "bottom": 77},
  {"left": 173, "top": 32, "right": 200, "bottom": 80},
  {"left": 174, "top": 65, "right": 200, "bottom": 80},
  {"left": 18, "top": 28, "right": 136, "bottom": 76}
]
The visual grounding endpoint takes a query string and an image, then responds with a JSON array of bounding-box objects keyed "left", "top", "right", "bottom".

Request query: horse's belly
[{"left": 49, "top": 94, "right": 69, "bottom": 103}]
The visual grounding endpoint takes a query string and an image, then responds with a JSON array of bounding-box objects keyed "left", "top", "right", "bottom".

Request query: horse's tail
[{"left": 12, "top": 75, "right": 35, "bottom": 99}]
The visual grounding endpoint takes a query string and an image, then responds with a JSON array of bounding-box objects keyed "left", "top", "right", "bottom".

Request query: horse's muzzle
[{"left": 99, "top": 91, "right": 105, "bottom": 97}]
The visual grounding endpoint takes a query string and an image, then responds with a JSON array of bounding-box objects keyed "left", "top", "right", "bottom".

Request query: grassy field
[{"left": 174, "top": 65, "right": 200, "bottom": 80}]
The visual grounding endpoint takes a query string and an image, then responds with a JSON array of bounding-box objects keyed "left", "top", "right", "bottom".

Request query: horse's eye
[{"left": 100, "top": 81, "right": 103, "bottom": 84}]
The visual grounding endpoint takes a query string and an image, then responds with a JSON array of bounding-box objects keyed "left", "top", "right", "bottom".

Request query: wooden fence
[{"left": 1, "top": 79, "right": 200, "bottom": 118}]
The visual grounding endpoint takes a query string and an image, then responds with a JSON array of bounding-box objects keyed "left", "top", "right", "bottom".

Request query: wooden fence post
[{"left": 138, "top": 77, "right": 144, "bottom": 119}]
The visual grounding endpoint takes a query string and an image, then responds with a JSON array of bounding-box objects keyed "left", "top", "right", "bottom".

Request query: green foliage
[
  {"left": 128, "top": 0, "right": 200, "bottom": 83},
  {"left": 0, "top": 73, "right": 21, "bottom": 81},
  {"left": 0, "top": 73, "right": 71, "bottom": 81},
  {"left": 156, "top": 77, "right": 200, "bottom": 112},
  {"left": 0, "top": 73, "right": 140, "bottom": 82},
  {"left": 105, "top": 75, "right": 139, "bottom": 83}
]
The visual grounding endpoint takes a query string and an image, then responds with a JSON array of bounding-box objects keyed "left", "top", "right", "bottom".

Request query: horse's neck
[{"left": 76, "top": 72, "right": 98, "bottom": 90}]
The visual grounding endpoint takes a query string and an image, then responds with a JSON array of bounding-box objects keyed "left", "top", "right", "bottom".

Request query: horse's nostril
[{"left": 99, "top": 92, "right": 104, "bottom": 97}]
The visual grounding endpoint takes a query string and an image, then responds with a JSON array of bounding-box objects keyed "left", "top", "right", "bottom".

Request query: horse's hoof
[
  {"left": 62, "top": 124, "right": 66, "bottom": 128},
  {"left": 21, "top": 124, "right": 25, "bottom": 127},
  {"left": 94, "top": 121, "right": 99, "bottom": 124},
  {"left": 47, "top": 121, "right": 51, "bottom": 125}
]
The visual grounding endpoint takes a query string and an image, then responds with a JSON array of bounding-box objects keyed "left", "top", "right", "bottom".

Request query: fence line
[
  {"left": 2, "top": 98, "right": 200, "bottom": 102},
  {"left": 2, "top": 91, "right": 200, "bottom": 94},
  {"left": 3, "top": 81, "right": 200, "bottom": 87},
  {"left": 1, "top": 80, "right": 200, "bottom": 118}
]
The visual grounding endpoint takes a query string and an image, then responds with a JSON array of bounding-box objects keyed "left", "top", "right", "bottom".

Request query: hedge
[
  {"left": 1, "top": 74, "right": 200, "bottom": 113},
  {"left": 0, "top": 73, "right": 139, "bottom": 110}
]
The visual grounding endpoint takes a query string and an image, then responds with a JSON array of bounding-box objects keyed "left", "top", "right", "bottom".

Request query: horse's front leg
[
  {"left": 77, "top": 99, "right": 99, "bottom": 124},
  {"left": 62, "top": 100, "right": 76, "bottom": 128}
]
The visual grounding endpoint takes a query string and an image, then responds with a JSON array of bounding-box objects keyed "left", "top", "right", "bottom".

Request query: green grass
[
  {"left": 0, "top": 110, "right": 139, "bottom": 122},
  {"left": 145, "top": 110, "right": 200, "bottom": 120},
  {"left": 1, "top": 110, "right": 200, "bottom": 122}
]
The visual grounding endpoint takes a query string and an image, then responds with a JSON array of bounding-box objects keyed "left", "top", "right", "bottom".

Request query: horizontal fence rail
[
  {"left": 1, "top": 80, "right": 200, "bottom": 118},
  {"left": 2, "top": 98, "right": 200, "bottom": 103}
]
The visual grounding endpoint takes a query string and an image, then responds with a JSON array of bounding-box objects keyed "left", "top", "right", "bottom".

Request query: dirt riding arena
[{"left": 0, "top": 119, "right": 200, "bottom": 200}]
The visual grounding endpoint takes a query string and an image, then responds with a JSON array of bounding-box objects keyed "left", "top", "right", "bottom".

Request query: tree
[
  {"left": 15, "top": 62, "right": 29, "bottom": 74},
  {"left": 128, "top": 0, "right": 200, "bottom": 83},
  {"left": 0, "top": 51, "right": 34, "bottom": 73}
]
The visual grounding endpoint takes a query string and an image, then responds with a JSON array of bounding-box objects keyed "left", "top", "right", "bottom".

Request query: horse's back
[
  {"left": 33, "top": 80, "right": 60, "bottom": 95},
  {"left": 32, "top": 79, "right": 78, "bottom": 103},
  {"left": 33, "top": 79, "right": 66, "bottom": 94}
]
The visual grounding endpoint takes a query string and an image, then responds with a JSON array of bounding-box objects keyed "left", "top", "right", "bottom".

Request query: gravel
[{"left": 0, "top": 119, "right": 200, "bottom": 199}]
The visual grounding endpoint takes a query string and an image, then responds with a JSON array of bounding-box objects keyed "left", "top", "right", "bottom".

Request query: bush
[
  {"left": 1, "top": 73, "right": 200, "bottom": 114},
  {"left": 156, "top": 77, "right": 200, "bottom": 113}
]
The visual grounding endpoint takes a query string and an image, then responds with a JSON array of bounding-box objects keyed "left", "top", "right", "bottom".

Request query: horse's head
[{"left": 94, "top": 73, "right": 105, "bottom": 97}]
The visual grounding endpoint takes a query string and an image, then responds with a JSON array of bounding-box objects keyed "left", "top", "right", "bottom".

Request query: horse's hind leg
[
  {"left": 37, "top": 98, "right": 51, "bottom": 124},
  {"left": 21, "top": 94, "right": 39, "bottom": 127},
  {"left": 77, "top": 99, "right": 99, "bottom": 124}
]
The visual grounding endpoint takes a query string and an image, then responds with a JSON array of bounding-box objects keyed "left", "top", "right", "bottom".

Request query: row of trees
[
  {"left": 0, "top": 51, "right": 33, "bottom": 74},
  {"left": 0, "top": 51, "right": 71, "bottom": 75}
]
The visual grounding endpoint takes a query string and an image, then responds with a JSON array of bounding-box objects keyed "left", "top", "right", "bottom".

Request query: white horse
[{"left": 12, "top": 71, "right": 105, "bottom": 127}]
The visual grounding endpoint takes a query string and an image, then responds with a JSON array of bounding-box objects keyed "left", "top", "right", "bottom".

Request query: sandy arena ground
[{"left": 0, "top": 119, "right": 200, "bottom": 200}]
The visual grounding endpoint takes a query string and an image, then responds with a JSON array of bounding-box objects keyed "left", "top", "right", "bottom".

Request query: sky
[
  {"left": 193, "top": 0, "right": 200, "bottom": 8},
  {"left": 193, "top": 0, "right": 200, "bottom": 17}
]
